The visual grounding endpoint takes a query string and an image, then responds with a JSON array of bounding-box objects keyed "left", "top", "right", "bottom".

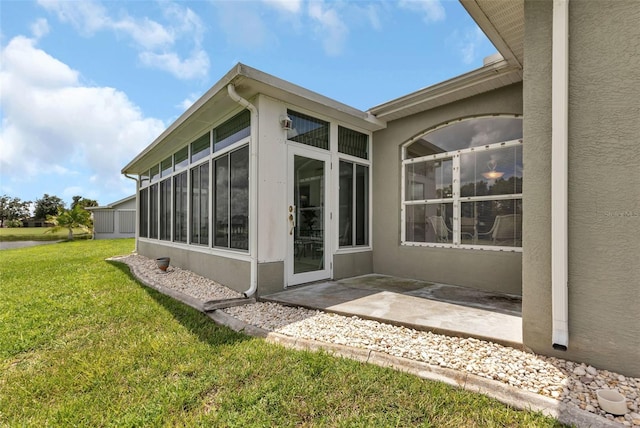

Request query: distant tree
[
  {"left": 71, "top": 196, "right": 99, "bottom": 210},
  {"left": 46, "top": 205, "right": 92, "bottom": 240},
  {"left": 34, "top": 194, "right": 65, "bottom": 219},
  {"left": 0, "top": 195, "right": 31, "bottom": 227}
]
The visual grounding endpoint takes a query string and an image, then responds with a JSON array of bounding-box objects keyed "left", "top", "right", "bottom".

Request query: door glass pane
[{"left": 294, "top": 155, "right": 325, "bottom": 274}]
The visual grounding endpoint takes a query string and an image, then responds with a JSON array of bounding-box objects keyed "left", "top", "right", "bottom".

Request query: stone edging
[{"left": 114, "top": 257, "right": 619, "bottom": 428}]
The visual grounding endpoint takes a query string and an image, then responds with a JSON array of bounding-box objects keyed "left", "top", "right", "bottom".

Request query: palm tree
[{"left": 46, "top": 205, "right": 92, "bottom": 240}]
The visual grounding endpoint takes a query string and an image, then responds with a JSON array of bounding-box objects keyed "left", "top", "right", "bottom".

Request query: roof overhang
[
  {"left": 368, "top": 59, "right": 522, "bottom": 122},
  {"left": 122, "top": 63, "right": 385, "bottom": 175},
  {"left": 460, "top": 0, "right": 524, "bottom": 68},
  {"left": 86, "top": 194, "right": 136, "bottom": 210}
]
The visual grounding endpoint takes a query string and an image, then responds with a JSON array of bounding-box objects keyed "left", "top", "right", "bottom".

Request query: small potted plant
[{"left": 155, "top": 257, "right": 170, "bottom": 272}]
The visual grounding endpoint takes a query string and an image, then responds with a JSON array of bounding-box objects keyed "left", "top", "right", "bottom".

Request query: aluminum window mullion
[
  {"left": 452, "top": 154, "right": 461, "bottom": 245},
  {"left": 403, "top": 138, "right": 522, "bottom": 165}
]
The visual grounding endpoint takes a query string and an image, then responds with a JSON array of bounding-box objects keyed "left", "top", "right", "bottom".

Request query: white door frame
[{"left": 286, "top": 144, "right": 332, "bottom": 287}]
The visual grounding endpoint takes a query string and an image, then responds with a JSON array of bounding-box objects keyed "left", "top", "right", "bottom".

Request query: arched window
[{"left": 402, "top": 116, "right": 523, "bottom": 250}]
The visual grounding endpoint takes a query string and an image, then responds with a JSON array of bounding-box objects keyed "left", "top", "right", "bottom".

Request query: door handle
[{"left": 289, "top": 205, "right": 296, "bottom": 235}]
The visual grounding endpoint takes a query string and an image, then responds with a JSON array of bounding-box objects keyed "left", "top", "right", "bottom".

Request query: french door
[{"left": 286, "top": 146, "right": 331, "bottom": 286}]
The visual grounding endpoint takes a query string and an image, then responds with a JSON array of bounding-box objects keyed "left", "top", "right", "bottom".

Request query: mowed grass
[
  {"left": 0, "top": 239, "right": 566, "bottom": 427},
  {"left": 0, "top": 226, "right": 90, "bottom": 241}
]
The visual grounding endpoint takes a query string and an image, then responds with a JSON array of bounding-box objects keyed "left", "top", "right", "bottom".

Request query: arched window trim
[{"left": 400, "top": 114, "right": 523, "bottom": 252}]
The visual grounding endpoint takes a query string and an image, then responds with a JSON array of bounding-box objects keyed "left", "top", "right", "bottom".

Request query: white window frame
[{"left": 401, "top": 136, "right": 523, "bottom": 252}]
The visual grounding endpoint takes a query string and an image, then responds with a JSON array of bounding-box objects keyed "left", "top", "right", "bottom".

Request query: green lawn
[
  {"left": 0, "top": 226, "right": 91, "bottom": 241},
  {"left": 0, "top": 239, "right": 566, "bottom": 427}
]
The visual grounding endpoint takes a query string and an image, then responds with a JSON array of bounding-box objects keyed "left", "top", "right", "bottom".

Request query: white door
[{"left": 286, "top": 146, "right": 331, "bottom": 286}]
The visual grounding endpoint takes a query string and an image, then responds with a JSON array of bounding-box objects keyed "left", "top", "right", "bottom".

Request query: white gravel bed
[
  {"left": 113, "top": 254, "right": 242, "bottom": 301},
  {"left": 118, "top": 254, "right": 640, "bottom": 426}
]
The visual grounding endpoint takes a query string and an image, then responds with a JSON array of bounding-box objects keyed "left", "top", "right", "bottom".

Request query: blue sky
[{"left": 0, "top": 0, "right": 496, "bottom": 208}]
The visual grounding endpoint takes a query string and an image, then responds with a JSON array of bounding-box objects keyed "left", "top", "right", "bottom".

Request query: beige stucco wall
[
  {"left": 333, "top": 251, "right": 373, "bottom": 280},
  {"left": 523, "top": 0, "right": 640, "bottom": 377},
  {"left": 371, "top": 83, "right": 524, "bottom": 295}
]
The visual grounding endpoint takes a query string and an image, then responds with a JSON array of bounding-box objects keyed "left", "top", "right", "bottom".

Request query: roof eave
[
  {"left": 122, "top": 63, "right": 385, "bottom": 175},
  {"left": 367, "top": 60, "right": 522, "bottom": 121}
]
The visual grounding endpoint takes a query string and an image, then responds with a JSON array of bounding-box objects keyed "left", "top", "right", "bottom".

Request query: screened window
[
  {"left": 191, "top": 132, "right": 210, "bottom": 163},
  {"left": 190, "top": 162, "right": 209, "bottom": 245},
  {"left": 213, "top": 110, "right": 251, "bottom": 152},
  {"left": 214, "top": 145, "right": 249, "bottom": 250},
  {"left": 160, "top": 157, "right": 172, "bottom": 177},
  {"left": 339, "top": 161, "right": 369, "bottom": 247},
  {"left": 140, "top": 171, "right": 150, "bottom": 187},
  {"left": 174, "top": 147, "right": 188, "bottom": 171},
  {"left": 149, "top": 183, "right": 158, "bottom": 239},
  {"left": 403, "top": 117, "right": 523, "bottom": 249},
  {"left": 173, "top": 171, "right": 187, "bottom": 243},
  {"left": 287, "top": 110, "right": 329, "bottom": 150},
  {"left": 338, "top": 126, "right": 369, "bottom": 159},
  {"left": 139, "top": 187, "right": 148, "bottom": 238},
  {"left": 159, "top": 178, "right": 171, "bottom": 241},
  {"left": 150, "top": 165, "right": 160, "bottom": 183}
]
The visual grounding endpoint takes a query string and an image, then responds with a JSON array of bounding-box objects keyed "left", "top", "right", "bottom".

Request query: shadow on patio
[{"left": 262, "top": 274, "right": 523, "bottom": 349}]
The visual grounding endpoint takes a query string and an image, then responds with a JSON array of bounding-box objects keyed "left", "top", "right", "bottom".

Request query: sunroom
[{"left": 122, "top": 64, "right": 385, "bottom": 297}]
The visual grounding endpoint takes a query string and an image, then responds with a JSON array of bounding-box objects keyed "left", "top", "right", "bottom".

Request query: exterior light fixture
[{"left": 280, "top": 115, "right": 293, "bottom": 130}]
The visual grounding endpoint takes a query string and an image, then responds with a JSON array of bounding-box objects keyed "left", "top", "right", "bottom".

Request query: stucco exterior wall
[
  {"left": 371, "top": 83, "right": 523, "bottom": 295},
  {"left": 138, "top": 241, "right": 251, "bottom": 294},
  {"left": 333, "top": 251, "right": 373, "bottom": 280},
  {"left": 523, "top": 0, "right": 640, "bottom": 377}
]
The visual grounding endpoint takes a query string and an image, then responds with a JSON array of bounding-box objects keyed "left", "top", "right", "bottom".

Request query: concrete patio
[{"left": 262, "top": 274, "right": 523, "bottom": 348}]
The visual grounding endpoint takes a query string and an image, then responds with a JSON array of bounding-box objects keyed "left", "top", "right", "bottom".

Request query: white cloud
[
  {"left": 449, "top": 26, "right": 486, "bottom": 65},
  {"left": 0, "top": 36, "right": 165, "bottom": 199},
  {"left": 308, "top": 1, "right": 349, "bottom": 56},
  {"left": 30, "top": 18, "right": 50, "bottom": 39},
  {"left": 37, "top": 0, "right": 208, "bottom": 80},
  {"left": 263, "top": 0, "right": 302, "bottom": 14},
  {"left": 399, "top": 0, "right": 445, "bottom": 23}
]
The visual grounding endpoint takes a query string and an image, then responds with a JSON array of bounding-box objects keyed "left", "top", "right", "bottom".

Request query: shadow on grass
[{"left": 106, "top": 260, "right": 254, "bottom": 349}]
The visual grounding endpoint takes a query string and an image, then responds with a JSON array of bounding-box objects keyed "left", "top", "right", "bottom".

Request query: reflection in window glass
[
  {"left": 150, "top": 165, "right": 160, "bottom": 182},
  {"left": 287, "top": 110, "right": 329, "bottom": 150},
  {"left": 214, "top": 155, "right": 229, "bottom": 247},
  {"left": 174, "top": 146, "right": 188, "bottom": 171},
  {"left": 460, "top": 146, "right": 523, "bottom": 197},
  {"left": 338, "top": 126, "right": 368, "bottom": 159},
  {"left": 405, "top": 158, "right": 453, "bottom": 200},
  {"left": 191, "top": 132, "right": 210, "bottom": 163},
  {"left": 461, "top": 200, "right": 522, "bottom": 247},
  {"left": 159, "top": 178, "right": 171, "bottom": 240},
  {"left": 230, "top": 147, "right": 249, "bottom": 250},
  {"left": 161, "top": 157, "right": 172, "bottom": 178},
  {"left": 173, "top": 171, "right": 187, "bottom": 243},
  {"left": 339, "top": 161, "right": 369, "bottom": 247},
  {"left": 406, "top": 116, "right": 522, "bottom": 159},
  {"left": 402, "top": 116, "right": 523, "bottom": 249},
  {"left": 190, "top": 163, "right": 209, "bottom": 245},
  {"left": 214, "top": 110, "right": 250, "bottom": 152},
  {"left": 149, "top": 183, "right": 158, "bottom": 239},
  {"left": 214, "top": 146, "right": 250, "bottom": 250},
  {"left": 139, "top": 188, "right": 148, "bottom": 238}
]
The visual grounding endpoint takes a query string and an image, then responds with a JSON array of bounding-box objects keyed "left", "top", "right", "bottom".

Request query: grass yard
[
  {"left": 0, "top": 239, "right": 566, "bottom": 427},
  {"left": 0, "top": 226, "right": 91, "bottom": 241}
]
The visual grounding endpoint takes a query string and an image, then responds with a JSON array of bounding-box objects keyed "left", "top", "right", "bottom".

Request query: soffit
[{"left": 460, "top": 0, "right": 524, "bottom": 68}]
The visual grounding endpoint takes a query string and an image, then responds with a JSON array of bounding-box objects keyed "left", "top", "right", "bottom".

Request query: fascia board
[
  {"left": 460, "top": 0, "right": 523, "bottom": 68},
  {"left": 368, "top": 60, "right": 522, "bottom": 120}
]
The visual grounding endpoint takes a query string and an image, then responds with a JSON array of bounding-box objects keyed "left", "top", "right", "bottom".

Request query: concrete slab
[{"left": 262, "top": 274, "right": 523, "bottom": 348}]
